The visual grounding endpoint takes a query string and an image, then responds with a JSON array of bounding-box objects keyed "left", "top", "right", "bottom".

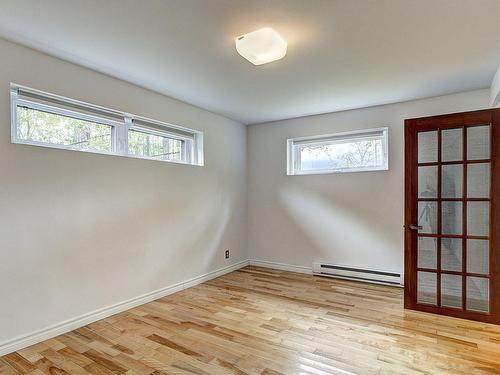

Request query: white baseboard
[
  {"left": 0, "top": 260, "right": 249, "bottom": 356},
  {"left": 248, "top": 259, "right": 312, "bottom": 274}
]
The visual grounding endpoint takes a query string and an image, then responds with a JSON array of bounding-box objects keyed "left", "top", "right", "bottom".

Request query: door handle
[{"left": 409, "top": 224, "right": 423, "bottom": 230}]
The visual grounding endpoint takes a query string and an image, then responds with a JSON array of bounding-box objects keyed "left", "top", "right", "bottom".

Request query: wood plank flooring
[{"left": 2, "top": 266, "right": 500, "bottom": 375}]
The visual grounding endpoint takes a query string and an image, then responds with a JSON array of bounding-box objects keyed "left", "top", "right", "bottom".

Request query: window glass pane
[
  {"left": 442, "top": 201, "right": 462, "bottom": 235},
  {"left": 441, "top": 274, "right": 462, "bottom": 309},
  {"left": 418, "top": 202, "right": 437, "bottom": 234},
  {"left": 128, "top": 130, "right": 184, "bottom": 161},
  {"left": 16, "top": 106, "right": 112, "bottom": 152},
  {"left": 441, "top": 238, "right": 462, "bottom": 272},
  {"left": 417, "top": 271, "right": 437, "bottom": 305},
  {"left": 418, "top": 166, "right": 437, "bottom": 198},
  {"left": 441, "top": 128, "right": 463, "bottom": 162},
  {"left": 441, "top": 164, "right": 463, "bottom": 198},
  {"left": 466, "top": 277, "right": 489, "bottom": 313},
  {"left": 467, "top": 239, "right": 489, "bottom": 275},
  {"left": 467, "top": 125, "right": 490, "bottom": 160},
  {"left": 12, "top": 85, "right": 202, "bottom": 166},
  {"left": 418, "top": 131, "right": 438, "bottom": 163},
  {"left": 295, "top": 135, "right": 385, "bottom": 172},
  {"left": 467, "top": 163, "right": 490, "bottom": 198},
  {"left": 418, "top": 237, "right": 437, "bottom": 269},
  {"left": 467, "top": 202, "right": 489, "bottom": 237}
]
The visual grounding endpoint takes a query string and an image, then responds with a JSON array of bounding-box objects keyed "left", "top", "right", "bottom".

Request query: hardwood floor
[{"left": 2, "top": 266, "right": 500, "bottom": 375}]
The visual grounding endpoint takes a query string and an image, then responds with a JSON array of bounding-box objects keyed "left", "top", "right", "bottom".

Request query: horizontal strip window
[
  {"left": 10, "top": 84, "right": 204, "bottom": 166},
  {"left": 287, "top": 127, "right": 389, "bottom": 175}
]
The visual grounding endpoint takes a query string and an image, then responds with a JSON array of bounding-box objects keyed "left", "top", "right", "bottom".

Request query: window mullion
[
  {"left": 10, "top": 84, "right": 203, "bottom": 166},
  {"left": 115, "top": 117, "right": 132, "bottom": 155}
]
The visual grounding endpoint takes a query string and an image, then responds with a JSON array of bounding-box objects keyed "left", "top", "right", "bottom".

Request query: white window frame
[
  {"left": 127, "top": 123, "right": 195, "bottom": 163},
  {"left": 10, "top": 83, "right": 204, "bottom": 166},
  {"left": 12, "top": 94, "right": 121, "bottom": 155},
  {"left": 287, "top": 127, "right": 389, "bottom": 175}
]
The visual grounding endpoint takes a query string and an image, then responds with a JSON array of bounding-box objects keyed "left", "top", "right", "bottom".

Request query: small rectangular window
[
  {"left": 16, "top": 106, "right": 114, "bottom": 153},
  {"left": 10, "top": 84, "right": 204, "bottom": 166},
  {"left": 287, "top": 128, "right": 388, "bottom": 175},
  {"left": 128, "top": 129, "right": 186, "bottom": 162}
]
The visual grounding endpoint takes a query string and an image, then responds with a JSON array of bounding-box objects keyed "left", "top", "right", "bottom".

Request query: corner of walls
[
  {"left": 0, "top": 38, "right": 249, "bottom": 356},
  {"left": 245, "top": 89, "right": 491, "bottom": 276},
  {"left": 491, "top": 66, "right": 500, "bottom": 107},
  {"left": 245, "top": 124, "right": 252, "bottom": 262},
  {"left": 0, "top": 260, "right": 249, "bottom": 356},
  {"left": 248, "top": 259, "right": 312, "bottom": 274}
]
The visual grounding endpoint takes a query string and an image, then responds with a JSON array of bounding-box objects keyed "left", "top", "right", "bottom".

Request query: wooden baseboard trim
[{"left": 0, "top": 260, "right": 249, "bottom": 356}]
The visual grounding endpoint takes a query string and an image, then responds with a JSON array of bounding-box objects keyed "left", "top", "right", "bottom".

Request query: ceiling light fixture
[{"left": 235, "top": 27, "right": 287, "bottom": 66}]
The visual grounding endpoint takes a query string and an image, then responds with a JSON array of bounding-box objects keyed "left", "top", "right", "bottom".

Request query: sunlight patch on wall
[{"left": 279, "top": 186, "right": 394, "bottom": 269}]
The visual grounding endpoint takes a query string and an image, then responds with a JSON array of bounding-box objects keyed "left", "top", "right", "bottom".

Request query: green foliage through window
[
  {"left": 11, "top": 85, "right": 201, "bottom": 165},
  {"left": 288, "top": 128, "right": 388, "bottom": 174},
  {"left": 128, "top": 130, "right": 183, "bottom": 161},
  {"left": 16, "top": 106, "right": 112, "bottom": 152}
]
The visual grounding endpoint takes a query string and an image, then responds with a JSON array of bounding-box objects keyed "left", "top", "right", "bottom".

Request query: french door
[{"left": 404, "top": 109, "right": 500, "bottom": 324}]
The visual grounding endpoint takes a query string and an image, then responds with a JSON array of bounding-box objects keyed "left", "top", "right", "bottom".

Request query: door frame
[{"left": 404, "top": 108, "right": 500, "bottom": 324}]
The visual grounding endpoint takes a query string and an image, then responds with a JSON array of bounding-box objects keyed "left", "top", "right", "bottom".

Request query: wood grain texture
[
  {"left": 405, "top": 108, "right": 500, "bottom": 324},
  {"left": 2, "top": 266, "right": 500, "bottom": 374}
]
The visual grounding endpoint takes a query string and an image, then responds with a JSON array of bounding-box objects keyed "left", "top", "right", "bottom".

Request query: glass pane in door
[
  {"left": 467, "top": 202, "right": 489, "bottom": 237},
  {"left": 467, "top": 239, "right": 489, "bottom": 275},
  {"left": 417, "top": 271, "right": 437, "bottom": 305},
  {"left": 467, "top": 126, "right": 490, "bottom": 160},
  {"left": 467, "top": 163, "right": 490, "bottom": 198},
  {"left": 418, "top": 237, "right": 437, "bottom": 269},
  {"left": 441, "top": 238, "right": 462, "bottom": 272},
  {"left": 418, "top": 131, "right": 438, "bottom": 163},
  {"left": 466, "top": 277, "right": 489, "bottom": 313},
  {"left": 418, "top": 202, "right": 437, "bottom": 234},
  {"left": 441, "top": 274, "right": 462, "bottom": 309},
  {"left": 442, "top": 164, "right": 463, "bottom": 198},
  {"left": 442, "top": 128, "right": 463, "bottom": 161},
  {"left": 442, "top": 202, "right": 462, "bottom": 235},
  {"left": 418, "top": 166, "right": 437, "bottom": 198}
]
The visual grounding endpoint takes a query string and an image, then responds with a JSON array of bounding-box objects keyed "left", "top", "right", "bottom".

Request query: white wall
[
  {"left": 0, "top": 38, "right": 247, "bottom": 344},
  {"left": 247, "top": 89, "right": 491, "bottom": 276},
  {"left": 0, "top": 34, "right": 494, "bottom": 352}
]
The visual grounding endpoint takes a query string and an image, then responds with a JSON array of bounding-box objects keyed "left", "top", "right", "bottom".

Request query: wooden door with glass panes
[{"left": 404, "top": 109, "right": 500, "bottom": 324}]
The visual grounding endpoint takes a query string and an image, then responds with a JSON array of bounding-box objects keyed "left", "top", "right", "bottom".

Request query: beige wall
[
  {"left": 0, "top": 38, "right": 247, "bottom": 343},
  {"left": 247, "top": 89, "right": 491, "bottom": 276}
]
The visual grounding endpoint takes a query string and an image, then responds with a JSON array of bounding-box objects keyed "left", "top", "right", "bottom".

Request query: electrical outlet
[{"left": 225, "top": 249, "right": 230, "bottom": 259}]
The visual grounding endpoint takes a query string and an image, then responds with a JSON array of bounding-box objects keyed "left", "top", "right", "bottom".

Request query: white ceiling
[{"left": 1, "top": 0, "right": 499, "bottom": 125}]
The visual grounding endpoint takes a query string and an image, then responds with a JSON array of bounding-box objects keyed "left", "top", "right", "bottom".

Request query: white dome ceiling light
[{"left": 235, "top": 27, "right": 287, "bottom": 66}]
